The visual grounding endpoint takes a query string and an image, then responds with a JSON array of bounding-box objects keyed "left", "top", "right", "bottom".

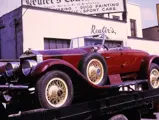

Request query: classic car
[{"left": 0, "top": 34, "right": 159, "bottom": 111}]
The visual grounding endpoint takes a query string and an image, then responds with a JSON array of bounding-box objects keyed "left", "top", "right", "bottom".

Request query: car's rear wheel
[
  {"left": 36, "top": 70, "right": 73, "bottom": 109},
  {"left": 149, "top": 63, "right": 159, "bottom": 89},
  {"left": 80, "top": 52, "right": 108, "bottom": 86}
]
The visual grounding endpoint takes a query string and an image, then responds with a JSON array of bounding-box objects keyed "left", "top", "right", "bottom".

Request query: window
[
  {"left": 130, "top": 19, "right": 137, "bottom": 37},
  {"left": 112, "top": 15, "right": 120, "bottom": 20},
  {"left": 44, "top": 38, "right": 70, "bottom": 49},
  {"left": 95, "top": 13, "right": 104, "bottom": 18}
]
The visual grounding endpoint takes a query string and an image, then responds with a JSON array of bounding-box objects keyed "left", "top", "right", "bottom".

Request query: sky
[
  {"left": 0, "top": 0, "right": 159, "bottom": 28},
  {"left": 128, "top": 0, "right": 159, "bottom": 28}
]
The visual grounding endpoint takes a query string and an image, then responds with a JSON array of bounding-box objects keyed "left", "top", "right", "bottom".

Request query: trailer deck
[{"left": 7, "top": 88, "right": 159, "bottom": 120}]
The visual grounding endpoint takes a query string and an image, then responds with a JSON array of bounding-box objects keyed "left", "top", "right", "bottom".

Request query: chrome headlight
[
  {"left": 22, "top": 60, "right": 37, "bottom": 76},
  {"left": 5, "top": 62, "right": 20, "bottom": 77}
]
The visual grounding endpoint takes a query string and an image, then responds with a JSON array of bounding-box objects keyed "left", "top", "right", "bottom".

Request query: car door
[
  {"left": 120, "top": 48, "right": 144, "bottom": 74},
  {"left": 100, "top": 48, "right": 123, "bottom": 75}
]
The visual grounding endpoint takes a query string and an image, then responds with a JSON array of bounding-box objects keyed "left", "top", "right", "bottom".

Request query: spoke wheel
[
  {"left": 87, "top": 59, "right": 104, "bottom": 85},
  {"left": 36, "top": 70, "right": 73, "bottom": 109},
  {"left": 150, "top": 69, "right": 159, "bottom": 89},
  {"left": 146, "top": 63, "right": 159, "bottom": 90},
  {"left": 45, "top": 78, "right": 68, "bottom": 108},
  {"left": 80, "top": 52, "right": 108, "bottom": 86}
]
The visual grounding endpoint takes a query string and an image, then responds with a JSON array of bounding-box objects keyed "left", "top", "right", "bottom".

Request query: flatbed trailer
[{"left": 3, "top": 88, "right": 159, "bottom": 120}]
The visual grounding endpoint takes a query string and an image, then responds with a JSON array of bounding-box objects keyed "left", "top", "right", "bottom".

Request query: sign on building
[{"left": 21, "top": 0, "right": 125, "bottom": 14}]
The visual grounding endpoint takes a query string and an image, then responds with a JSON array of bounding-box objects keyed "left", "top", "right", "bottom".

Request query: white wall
[
  {"left": 102, "top": 2, "right": 143, "bottom": 38},
  {"left": 126, "top": 38, "right": 159, "bottom": 55},
  {"left": 127, "top": 3, "right": 143, "bottom": 38},
  {"left": 22, "top": 7, "right": 127, "bottom": 51}
]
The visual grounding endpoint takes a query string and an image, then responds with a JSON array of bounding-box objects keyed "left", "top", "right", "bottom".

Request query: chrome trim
[
  {"left": 5, "top": 62, "right": 20, "bottom": 77},
  {"left": 20, "top": 54, "right": 36, "bottom": 58},
  {"left": 22, "top": 60, "right": 37, "bottom": 76},
  {"left": 20, "top": 50, "right": 43, "bottom": 64},
  {"left": 0, "top": 84, "right": 28, "bottom": 89},
  {"left": 36, "top": 54, "right": 43, "bottom": 63}
]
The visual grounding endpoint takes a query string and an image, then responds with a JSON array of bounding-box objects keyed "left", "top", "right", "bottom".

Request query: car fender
[
  {"left": 140, "top": 55, "right": 159, "bottom": 79},
  {"left": 31, "top": 59, "right": 82, "bottom": 76},
  {"left": 30, "top": 59, "right": 109, "bottom": 89},
  {"left": 31, "top": 58, "right": 147, "bottom": 90}
]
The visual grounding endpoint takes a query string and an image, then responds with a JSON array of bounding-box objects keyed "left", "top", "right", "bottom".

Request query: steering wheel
[{"left": 103, "top": 44, "right": 108, "bottom": 50}]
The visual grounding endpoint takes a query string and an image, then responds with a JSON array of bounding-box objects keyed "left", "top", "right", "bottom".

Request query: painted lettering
[
  {"left": 91, "top": 25, "right": 116, "bottom": 35},
  {"left": 38, "top": 0, "right": 42, "bottom": 5},
  {"left": 25, "top": 0, "right": 55, "bottom": 5},
  {"left": 23, "top": 0, "right": 123, "bottom": 14}
]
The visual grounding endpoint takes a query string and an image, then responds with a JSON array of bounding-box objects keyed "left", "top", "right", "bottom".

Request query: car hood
[
  {"left": 21, "top": 47, "right": 150, "bottom": 59},
  {"left": 21, "top": 47, "right": 92, "bottom": 58},
  {"left": 37, "top": 48, "right": 88, "bottom": 56}
]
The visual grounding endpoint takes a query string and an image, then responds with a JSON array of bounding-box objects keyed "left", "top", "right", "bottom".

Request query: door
[
  {"left": 120, "top": 48, "right": 143, "bottom": 73},
  {"left": 101, "top": 49, "right": 123, "bottom": 75}
]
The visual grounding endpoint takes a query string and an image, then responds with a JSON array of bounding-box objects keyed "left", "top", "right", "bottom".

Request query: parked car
[{"left": 0, "top": 34, "right": 159, "bottom": 111}]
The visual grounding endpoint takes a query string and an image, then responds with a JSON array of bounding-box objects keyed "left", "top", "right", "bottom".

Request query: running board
[
  {"left": 117, "top": 79, "right": 148, "bottom": 87},
  {"left": 93, "top": 79, "right": 148, "bottom": 89},
  {"left": 108, "top": 79, "right": 148, "bottom": 88}
]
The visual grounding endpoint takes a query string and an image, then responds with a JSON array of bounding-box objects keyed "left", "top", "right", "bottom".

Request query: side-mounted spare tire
[
  {"left": 36, "top": 70, "right": 73, "bottom": 109},
  {"left": 79, "top": 52, "right": 108, "bottom": 86}
]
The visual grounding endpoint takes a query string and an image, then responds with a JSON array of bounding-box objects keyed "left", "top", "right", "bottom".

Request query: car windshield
[{"left": 70, "top": 35, "right": 106, "bottom": 48}]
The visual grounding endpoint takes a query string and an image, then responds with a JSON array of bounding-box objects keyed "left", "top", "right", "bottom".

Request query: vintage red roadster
[{"left": 0, "top": 35, "right": 159, "bottom": 111}]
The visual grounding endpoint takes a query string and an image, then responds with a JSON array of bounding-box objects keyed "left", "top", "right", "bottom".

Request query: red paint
[
  {"left": 23, "top": 46, "right": 159, "bottom": 87},
  {"left": 0, "top": 64, "right": 6, "bottom": 73},
  {"left": 108, "top": 74, "right": 122, "bottom": 84},
  {"left": 34, "top": 47, "right": 150, "bottom": 76}
]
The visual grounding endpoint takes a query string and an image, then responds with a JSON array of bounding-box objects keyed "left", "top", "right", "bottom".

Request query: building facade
[
  {"left": 143, "top": 26, "right": 159, "bottom": 40},
  {"left": 0, "top": 1, "right": 159, "bottom": 59}
]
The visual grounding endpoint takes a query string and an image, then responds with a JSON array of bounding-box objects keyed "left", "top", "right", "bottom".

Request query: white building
[{"left": 0, "top": 1, "right": 159, "bottom": 59}]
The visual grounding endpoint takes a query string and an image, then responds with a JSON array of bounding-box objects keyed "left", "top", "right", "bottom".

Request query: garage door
[
  {"left": 44, "top": 38, "right": 70, "bottom": 49},
  {"left": 44, "top": 38, "right": 122, "bottom": 49}
]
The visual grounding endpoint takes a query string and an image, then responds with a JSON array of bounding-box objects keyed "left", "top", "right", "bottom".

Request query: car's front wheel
[{"left": 36, "top": 70, "right": 73, "bottom": 109}]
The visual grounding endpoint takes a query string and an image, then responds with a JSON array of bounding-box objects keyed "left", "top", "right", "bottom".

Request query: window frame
[
  {"left": 44, "top": 38, "right": 70, "bottom": 49},
  {"left": 130, "top": 19, "right": 137, "bottom": 37},
  {"left": 112, "top": 15, "right": 120, "bottom": 20}
]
